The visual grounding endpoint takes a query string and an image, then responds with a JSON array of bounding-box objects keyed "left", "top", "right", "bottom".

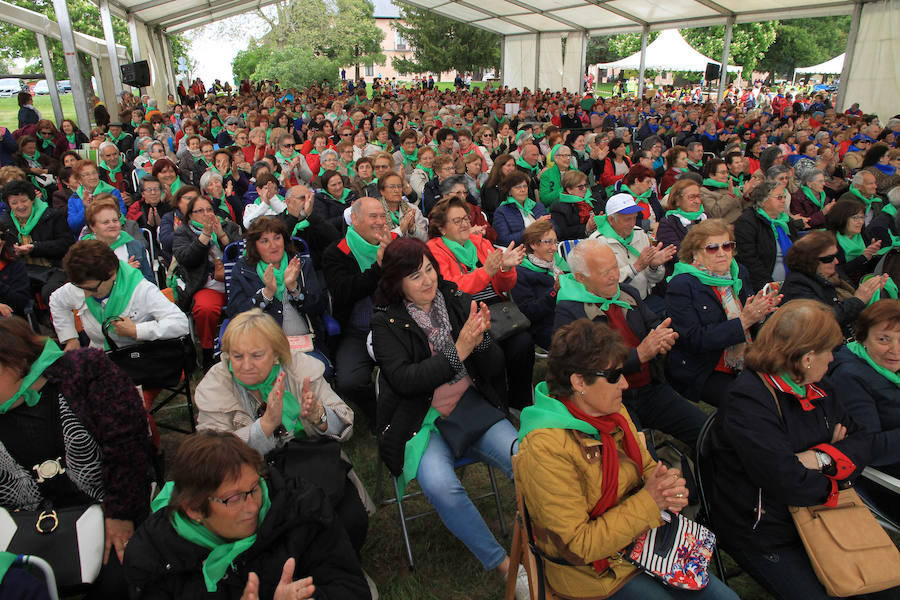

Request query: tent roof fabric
[
  {"left": 795, "top": 53, "right": 845, "bottom": 74},
  {"left": 594, "top": 29, "right": 742, "bottom": 72}
]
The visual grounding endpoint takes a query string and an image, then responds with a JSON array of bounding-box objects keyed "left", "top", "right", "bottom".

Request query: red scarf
[
  {"left": 561, "top": 398, "right": 643, "bottom": 573},
  {"left": 576, "top": 201, "right": 593, "bottom": 224}
]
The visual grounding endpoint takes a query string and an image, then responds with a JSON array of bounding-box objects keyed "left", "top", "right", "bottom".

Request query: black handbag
[
  {"left": 488, "top": 300, "right": 530, "bottom": 342},
  {"left": 435, "top": 385, "right": 506, "bottom": 459},
  {"left": 265, "top": 438, "right": 350, "bottom": 505},
  {"left": 102, "top": 318, "right": 196, "bottom": 388}
]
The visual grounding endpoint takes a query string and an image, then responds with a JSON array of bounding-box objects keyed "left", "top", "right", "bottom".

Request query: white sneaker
[{"left": 515, "top": 564, "right": 531, "bottom": 600}]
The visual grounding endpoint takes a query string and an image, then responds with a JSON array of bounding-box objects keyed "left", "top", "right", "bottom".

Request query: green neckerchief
[
  {"left": 594, "top": 215, "right": 639, "bottom": 256},
  {"left": 501, "top": 196, "right": 537, "bottom": 219},
  {"left": 99, "top": 156, "right": 124, "bottom": 176},
  {"left": 229, "top": 362, "right": 307, "bottom": 438},
  {"left": 373, "top": 140, "right": 387, "bottom": 150},
  {"left": 556, "top": 273, "right": 630, "bottom": 310},
  {"left": 881, "top": 204, "right": 898, "bottom": 219},
  {"left": 214, "top": 193, "right": 231, "bottom": 215},
  {"left": 677, "top": 167, "right": 689, "bottom": 173},
  {"left": 82, "top": 230, "right": 134, "bottom": 251},
  {"left": 256, "top": 253, "right": 289, "bottom": 299},
  {"left": 77, "top": 180, "right": 116, "bottom": 199},
  {"left": 441, "top": 236, "right": 478, "bottom": 270},
  {"left": 730, "top": 173, "right": 745, "bottom": 189},
  {"left": 877, "top": 231, "right": 900, "bottom": 256},
  {"left": 84, "top": 261, "right": 145, "bottom": 349},
  {"left": 557, "top": 191, "right": 594, "bottom": 207},
  {"left": 801, "top": 186, "right": 826, "bottom": 210},
  {"left": 836, "top": 232, "right": 865, "bottom": 261},
  {"left": 755, "top": 208, "right": 790, "bottom": 237},
  {"left": 190, "top": 220, "right": 219, "bottom": 247},
  {"left": 415, "top": 165, "right": 434, "bottom": 179},
  {"left": 847, "top": 341, "right": 900, "bottom": 387},
  {"left": 868, "top": 276, "right": 898, "bottom": 304},
  {"left": 39, "top": 137, "right": 54, "bottom": 152},
  {"left": 702, "top": 178, "right": 729, "bottom": 189},
  {"left": 210, "top": 126, "right": 223, "bottom": 138},
  {"left": 10, "top": 198, "right": 49, "bottom": 240},
  {"left": 0, "top": 339, "right": 64, "bottom": 414},
  {"left": 339, "top": 159, "right": 355, "bottom": 179},
  {"left": 520, "top": 254, "right": 570, "bottom": 274},
  {"left": 668, "top": 260, "right": 742, "bottom": 297},
  {"left": 292, "top": 219, "right": 309, "bottom": 235},
  {"left": 777, "top": 372, "right": 809, "bottom": 398},
  {"left": 515, "top": 156, "right": 539, "bottom": 176},
  {"left": 397, "top": 406, "right": 441, "bottom": 496},
  {"left": 519, "top": 381, "right": 600, "bottom": 443},
  {"left": 65, "top": 132, "right": 77, "bottom": 145},
  {"left": 170, "top": 178, "right": 183, "bottom": 195},
  {"left": 399, "top": 147, "right": 418, "bottom": 168},
  {"left": 275, "top": 150, "right": 297, "bottom": 166},
  {"left": 620, "top": 183, "right": 651, "bottom": 201},
  {"left": 151, "top": 479, "right": 271, "bottom": 593},
  {"left": 492, "top": 114, "right": 507, "bottom": 125},
  {"left": 323, "top": 188, "right": 351, "bottom": 204},
  {"left": 666, "top": 207, "right": 705, "bottom": 221},
  {"left": 22, "top": 150, "right": 40, "bottom": 163},
  {"left": 687, "top": 159, "right": 703, "bottom": 170},
  {"left": 108, "top": 130, "right": 128, "bottom": 143},
  {"left": 848, "top": 184, "right": 880, "bottom": 211},
  {"left": 345, "top": 225, "right": 379, "bottom": 271}
]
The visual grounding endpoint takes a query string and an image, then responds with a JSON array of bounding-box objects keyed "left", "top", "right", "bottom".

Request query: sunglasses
[
  {"left": 704, "top": 241, "right": 736, "bottom": 254},
  {"left": 589, "top": 368, "right": 624, "bottom": 384},
  {"left": 817, "top": 253, "right": 839, "bottom": 263},
  {"left": 75, "top": 278, "right": 109, "bottom": 293}
]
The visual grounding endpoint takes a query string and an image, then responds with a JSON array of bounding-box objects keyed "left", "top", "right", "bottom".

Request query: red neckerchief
[{"left": 763, "top": 373, "right": 826, "bottom": 411}]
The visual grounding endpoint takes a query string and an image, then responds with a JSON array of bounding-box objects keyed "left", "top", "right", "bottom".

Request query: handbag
[
  {"left": 435, "top": 385, "right": 505, "bottom": 459},
  {"left": 102, "top": 318, "right": 196, "bottom": 388},
  {"left": 620, "top": 511, "right": 715, "bottom": 590},
  {"left": 488, "top": 300, "right": 530, "bottom": 342},
  {"left": 265, "top": 438, "right": 350, "bottom": 506}
]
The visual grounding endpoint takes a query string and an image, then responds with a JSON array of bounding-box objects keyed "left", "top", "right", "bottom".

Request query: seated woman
[
  {"left": 409, "top": 146, "right": 436, "bottom": 199},
  {"left": 700, "top": 158, "right": 742, "bottom": 224},
  {"left": 126, "top": 176, "right": 169, "bottom": 234},
  {"left": 13, "top": 135, "right": 58, "bottom": 200},
  {"left": 379, "top": 171, "right": 428, "bottom": 242},
  {"left": 173, "top": 194, "right": 241, "bottom": 370},
  {"left": 426, "top": 197, "right": 534, "bottom": 409},
  {"left": 158, "top": 186, "right": 196, "bottom": 259},
  {"left": 194, "top": 309, "right": 371, "bottom": 555},
  {"left": 516, "top": 319, "right": 738, "bottom": 600},
  {"left": 371, "top": 237, "right": 523, "bottom": 584},
  {"left": 0, "top": 222, "right": 30, "bottom": 317},
  {"left": 780, "top": 230, "right": 885, "bottom": 336},
  {"left": 440, "top": 175, "right": 497, "bottom": 243},
  {"left": 550, "top": 169, "right": 598, "bottom": 240},
  {"left": 666, "top": 219, "right": 778, "bottom": 405},
  {"left": 314, "top": 169, "right": 358, "bottom": 233},
  {"left": 124, "top": 431, "right": 370, "bottom": 599},
  {"left": 0, "top": 317, "right": 151, "bottom": 599},
  {"left": 151, "top": 158, "right": 187, "bottom": 199},
  {"left": 617, "top": 164, "right": 664, "bottom": 231},
  {"left": 825, "top": 198, "right": 882, "bottom": 285},
  {"left": 790, "top": 168, "right": 834, "bottom": 230},
  {"left": 511, "top": 220, "right": 568, "bottom": 351},
  {"left": 493, "top": 171, "right": 552, "bottom": 247},
  {"left": 538, "top": 144, "right": 573, "bottom": 208},
  {"left": 200, "top": 170, "right": 243, "bottom": 226},
  {"left": 656, "top": 179, "right": 706, "bottom": 275},
  {"left": 708, "top": 300, "right": 878, "bottom": 600},
  {"left": 479, "top": 153, "right": 515, "bottom": 221},
  {"left": 81, "top": 196, "right": 154, "bottom": 282},
  {"left": 659, "top": 145, "right": 689, "bottom": 195},
  {"left": 67, "top": 160, "right": 125, "bottom": 234}
]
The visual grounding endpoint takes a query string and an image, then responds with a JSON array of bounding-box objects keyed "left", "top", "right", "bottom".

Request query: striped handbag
[{"left": 621, "top": 511, "right": 716, "bottom": 590}]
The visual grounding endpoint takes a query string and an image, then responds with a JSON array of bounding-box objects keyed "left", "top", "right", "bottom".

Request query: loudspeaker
[
  {"left": 121, "top": 61, "right": 151, "bottom": 87},
  {"left": 705, "top": 62, "right": 720, "bottom": 81}
]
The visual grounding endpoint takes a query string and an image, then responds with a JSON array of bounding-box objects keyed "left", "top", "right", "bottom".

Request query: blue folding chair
[{"left": 556, "top": 239, "right": 581, "bottom": 261}]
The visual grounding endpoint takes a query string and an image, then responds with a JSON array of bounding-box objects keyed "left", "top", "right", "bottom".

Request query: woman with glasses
[
  {"left": 124, "top": 430, "right": 369, "bottom": 599},
  {"left": 493, "top": 170, "right": 553, "bottom": 247},
  {"left": 380, "top": 171, "right": 427, "bottom": 241},
  {"left": 79, "top": 195, "right": 154, "bottom": 282},
  {"left": 666, "top": 219, "right": 778, "bottom": 405},
  {"left": 13, "top": 135, "right": 59, "bottom": 200},
  {"left": 550, "top": 169, "right": 598, "bottom": 240},
  {"left": 700, "top": 158, "right": 742, "bottom": 224},
  {"left": 656, "top": 179, "right": 706, "bottom": 274},
  {"left": 825, "top": 198, "right": 883, "bottom": 285},
  {"left": 516, "top": 319, "right": 738, "bottom": 600},
  {"left": 315, "top": 169, "right": 358, "bottom": 233},
  {"left": 274, "top": 134, "right": 313, "bottom": 189},
  {"left": 538, "top": 144, "right": 573, "bottom": 209}
]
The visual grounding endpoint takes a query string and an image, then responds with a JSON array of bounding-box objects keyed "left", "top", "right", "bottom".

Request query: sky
[{"left": 183, "top": 12, "right": 271, "bottom": 86}]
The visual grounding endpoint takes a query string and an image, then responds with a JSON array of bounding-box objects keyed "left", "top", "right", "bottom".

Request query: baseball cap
[{"left": 605, "top": 193, "right": 643, "bottom": 216}]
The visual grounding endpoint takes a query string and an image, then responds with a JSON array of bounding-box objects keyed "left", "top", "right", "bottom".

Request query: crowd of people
[{"left": 0, "top": 74, "right": 898, "bottom": 600}]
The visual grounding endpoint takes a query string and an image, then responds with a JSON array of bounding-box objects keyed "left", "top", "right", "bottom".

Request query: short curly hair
[
  {"left": 545, "top": 319, "right": 628, "bottom": 398},
  {"left": 678, "top": 219, "right": 732, "bottom": 264}
]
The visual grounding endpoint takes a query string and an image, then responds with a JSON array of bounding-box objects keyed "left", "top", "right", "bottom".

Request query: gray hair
[
  {"left": 687, "top": 141, "right": 703, "bottom": 153},
  {"left": 567, "top": 238, "right": 612, "bottom": 276},
  {"left": 516, "top": 131, "right": 533, "bottom": 147},
  {"left": 614, "top": 126, "right": 630, "bottom": 140},
  {"left": 766, "top": 165, "right": 790, "bottom": 182},
  {"left": 149, "top": 140, "right": 165, "bottom": 153},
  {"left": 199, "top": 169, "right": 222, "bottom": 191},
  {"left": 286, "top": 184, "right": 311, "bottom": 199},
  {"left": 440, "top": 175, "right": 467, "bottom": 195},
  {"left": 641, "top": 135, "right": 662, "bottom": 151},
  {"left": 814, "top": 131, "right": 831, "bottom": 144},
  {"left": 137, "top": 136, "right": 153, "bottom": 149},
  {"left": 852, "top": 170, "right": 874, "bottom": 187},
  {"left": 751, "top": 180, "right": 781, "bottom": 208},
  {"left": 800, "top": 168, "right": 824, "bottom": 187},
  {"left": 759, "top": 145, "right": 784, "bottom": 173},
  {"left": 98, "top": 141, "right": 118, "bottom": 154},
  {"left": 320, "top": 148, "right": 338, "bottom": 161}
]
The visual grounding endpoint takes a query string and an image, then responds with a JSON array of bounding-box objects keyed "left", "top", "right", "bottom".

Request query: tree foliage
[
  {"left": 682, "top": 23, "right": 777, "bottom": 74},
  {"left": 757, "top": 17, "right": 850, "bottom": 77},
  {"left": 392, "top": 7, "right": 500, "bottom": 75}
]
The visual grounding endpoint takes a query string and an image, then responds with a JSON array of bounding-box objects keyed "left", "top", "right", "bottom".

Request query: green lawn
[{"left": 0, "top": 94, "right": 80, "bottom": 131}]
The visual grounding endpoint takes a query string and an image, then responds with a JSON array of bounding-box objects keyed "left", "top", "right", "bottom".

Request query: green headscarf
[
  {"left": 0, "top": 339, "right": 64, "bottom": 414},
  {"left": 594, "top": 215, "right": 639, "bottom": 256},
  {"left": 256, "top": 253, "right": 289, "bottom": 299},
  {"left": 846, "top": 341, "right": 900, "bottom": 387},
  {"left": 556, "top": 273, "right": 630, "bottom": 311},
  {"left": 10, "top": 198, "right": 49, "bottom": 240},
  {"left": 84, "top": 261, "right": 145, "bottom": 349},
  {"left": 668, "top": 260, "right": 743, "bottom": 297},
  {"left": 441, "top": 236, "right": 478, "bottom": 270},
  {"left": 345, "top": 225, "right": 379, "bottom": 271}
]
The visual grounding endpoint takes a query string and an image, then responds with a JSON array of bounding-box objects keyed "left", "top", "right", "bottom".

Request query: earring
[
  {"left": 806, "top": 363, "right": 811, "bottom": 370},
  {"left": 579, "top": 389, "right": 585, "bottom": 396}
]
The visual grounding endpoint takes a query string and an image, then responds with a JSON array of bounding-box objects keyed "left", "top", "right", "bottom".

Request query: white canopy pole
[
  {"left": 835, "top": 2, "right": 861, "bottom": 112},
  {"left": 637, "top": 26, "right": 649, "bottom": 100},
  {"left": 52, "top": 0, "right": 92, "bottom": 128},
  {"left": 35, "top": 33, "right": 64, "bottom": 126},
  {"left": 717, "top": 17, "right": 734, "bottom": 103},
  {"left": 99, "top": 0, "right": 123, "bottom": 99}
]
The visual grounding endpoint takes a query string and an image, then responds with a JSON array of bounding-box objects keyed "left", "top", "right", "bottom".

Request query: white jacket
[
  {"left": 589, "top": 226, "right": 664, "bottom": 299},
  {"left": 243, "top": 195, "right": 288, "bottom": 229}
]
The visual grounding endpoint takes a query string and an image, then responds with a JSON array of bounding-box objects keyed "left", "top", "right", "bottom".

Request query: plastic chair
[
  {"left": 9, "top": 554, "right": 59, "bottom": 600},
  {"left": 556, "top": 239, "right": 581, "bottom": 261},
  {"left": 694, "top": 414, "right": 730, "bottom": 583}
]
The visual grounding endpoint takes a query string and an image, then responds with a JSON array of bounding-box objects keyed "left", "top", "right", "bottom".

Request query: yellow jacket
[{"left": 516, "top": 407, "right": 663, "bottom": 599}]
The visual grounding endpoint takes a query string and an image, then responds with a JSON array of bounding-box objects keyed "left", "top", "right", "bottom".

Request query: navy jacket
[
  {"left": 664, "top": 268, "right": 752, "bottom": 402},
  {"left": 830, "top": 346, "right": 900, "bottom": 469},
  {"left": 493, "top": 201, "right": 550, "bottom": 247},
  {"left": 314, "top": 189, "right": 357, "bottom": 234},
  {"left": 779, "top": 270, "right": 865, "bottom": 336},
  {"left": 0, "top": 258, "right": 30, "bottom": 315},
  {"left": 510, "top": 265, "right": 556, "bottom": 350},
  {"left": 0, "top": 127, "right": 18, "bottom": 167}
]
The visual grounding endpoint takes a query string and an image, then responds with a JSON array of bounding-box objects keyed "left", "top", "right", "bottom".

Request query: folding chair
[
  {"left": 140, "top": 227, "right": 165, "bottom": 288},
  {"left": 858, "top": 467, "right": 900, "bottom": 534},
  {"left": 556, "top": 239, "right": 581, "bottom": 262},
  {"left": 8, "top": 554, "right": 59, "bottom": 600},
  {"left": 146, "top": 336, "right": 198, "bottom": 435},
  {"left": 694, "top": 414, "right": 729, "bottom": 583}
]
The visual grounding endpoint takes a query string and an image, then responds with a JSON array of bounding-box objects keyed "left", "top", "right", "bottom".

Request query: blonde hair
[{"left": 221, "top": 309, "right": 292, "bottom": 367}]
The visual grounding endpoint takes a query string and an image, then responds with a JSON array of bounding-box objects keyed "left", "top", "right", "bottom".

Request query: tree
[
  {"left": 605, "top": 31, "right": 660, "bottom": 60},
  {"left": 232, "top": 41, "right": 269, "bottom": 82},
  {"left": 757, "top": 17, "right": 850, "bottom": 77},
  {"left": 682, "top": 23, "right": 777, "bottom": 74},
  {"left": 392, "top": 7, "right": 500, "bottom": 76}
]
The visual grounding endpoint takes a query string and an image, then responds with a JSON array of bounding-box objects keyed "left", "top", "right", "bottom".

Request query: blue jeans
[
  {"left": 612, "top": 573, "right": 739, "bottom": 600},
  {"left": 416, "top": 418, "right": 519, "bottom": 570}
]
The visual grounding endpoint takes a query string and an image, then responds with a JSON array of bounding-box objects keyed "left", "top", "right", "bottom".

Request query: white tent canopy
[
  {"left": 594, "top": 29, "right": 742, "bottom": 73},
  {"left": 795, "top": 53, "right": 845, "bottom": 74}
]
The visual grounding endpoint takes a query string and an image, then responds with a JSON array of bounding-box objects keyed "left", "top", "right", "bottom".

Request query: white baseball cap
[{"left": 605, "top": 193, "right": 643, "bottom": 215}]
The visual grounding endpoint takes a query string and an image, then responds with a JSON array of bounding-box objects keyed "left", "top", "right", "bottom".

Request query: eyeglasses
[
  {"left": 384, "top": 184, "right": 403, "bottom": 190},
  {"left": 704, "top": 241, "right": 736, "bottom": 254},
  {"left": 536, "top": 238, "right": 557, "bottom": 246},
  {"left": 817, "top": 253, "right": 839, "bottom": 263},
  {"left": 587, "top": 368, "right": 624, "bottom": 384},
  {"left": 281, "top": 143, "right": 292, "bottom": 148},
  {"left": 210, "top": 481, "right": 262, "bottom": 508},
  {"left": 449, "top": 215, "right": 471, "bottom": 226},
  {"left": 849, "top": 214, "right": 866, "bottom": 221}
]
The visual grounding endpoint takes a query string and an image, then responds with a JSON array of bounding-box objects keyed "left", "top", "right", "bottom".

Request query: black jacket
[
  {"left": 833, "top": 229, "right": 879, "bottom": 286},
  {"left": 708, "top": 371, "right": 871, "bottom": 553},
  {"left": 420, "top": 178, "right": 442, "bottom": 217},
  {"left": 779, "top": 270, "right": 865, "bottom": 336},
  {"left": 172, "top": 220, "right": 241, "bottom": 310},
  {"left": 550, "top": 200, "right": 593, "bottom": 240},
  {"left": 313, "top": 189, "right": 357, "bottom": 234},
  {"left": 0, "top": 207, "right": 74, "bottom": 267},
  {"left": 733, "top": 208, "right": 801, "bottom": 292},
  {"left": 0, "top": 258, "right": 29, "bottom": 315},
  {"left": 510, "top": 264, "right": 556, "bottom": 350},
  {"left": 321, "top": 236, "right": 383, "bottom": 331},
  {"left": 123, "top": 472, "right": 369, "bottom": 600},
  {"left": 371, "top": 279, "right": 507, "bottom": 475},
  {"left": 480, "top": 183, "right": 502, "bottom": 221},
  {"left": 278, "top": 211, "right": 341, "bottom": 271}
]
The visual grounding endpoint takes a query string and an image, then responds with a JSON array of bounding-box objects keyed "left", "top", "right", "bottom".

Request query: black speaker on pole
[
  {"left": 121, "top": 61, "right": 151, "bottom": 87},
  {"left": 705, "top": 62, "right": 720, "bottom": 81}
]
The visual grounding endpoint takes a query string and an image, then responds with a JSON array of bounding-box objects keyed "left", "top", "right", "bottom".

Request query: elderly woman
[
  {"left": 200, "top": 169, "right": 242, "bottom": 226},
  {"left": 314, "top": 169, "right": 358, "bottom": 233},
  {"left": 734, "top": 180, "right": 802, "bottom": 293},
  {"left": 242, "top": 126, "right": 268, "bottom": 166},
  {"left": 371, "top": 237, "right": 522, "bottom": 583},
  {"left": 380, "top": 170, "right": 428, "bottom": 241},
  {"left": 700, "top": 158, "right": 742, "bottom": 224},
  {"left": 538, "top": 144, "right": 573, "bottom": 208},
  {"left": 780, "top": 230, "right": 885, "bottom": 336},
  {"left": 409, "top": 146, "right": 437, "bottom": 198},
  {"left": 173, "top": 194, "right": 241, "bottom": 370},
  {"left": 511, "top": 219, "right": 568, "bottom": 350},
  {"left": 194, "top": 310, "right": 371, "bottom": 555},
  {"left": 440, "top": 175, "right": 497, "bottom": 243},
  {"left": 152, "top": 158, "right": 186, "bottom": 199},
  {"left": 493, "top": 170, "right": 552, "bottom": 247},
  {"left": 517, "top": 319, "right": 738, "bottom": 600},
  {"left": 707, "top": 300, "right": 877, "bottom": 600},
  {"left": 665, "top": 219, "right": 778, "bottom": 405},
  {"left": 550, "top": 169, "right": 598, "bottom": 240},
  {"left": 124, "top": 431, "right": 369, "bottom": 599},
  {"left": 790, "top": 168, "right": 834, "bottom": 230},
  {"left": 211, "top": 148, "right": 249, "bottom": 199},
  {"left": 66, "top": 159, "right": 123, "bottom": 233},
  {"left": 596, "top": 137, "right": 631, "bottom": 193},
  {"left": 80, "top": 196, "right": 154, "bottom": 282},
  {"left": 14, "top": 135, "right": 58, "bottom": 198},
  {"left": 617, "top": 164, "right": 664, "bottom": 231},
  {"left": 0, "top": 317, "right": 150, "bottom": 598},
  {"left": 656, "top": 179, "right": 706, "bottom": 273},
  {"left": 660, "top": 145, "right": 689, "bottom": 195},
  {"left": 426, "top": 196, "right": 533, "bottom": 408},
  {"left": 825, "top": 198, "right": 883, "bottom": 285}
]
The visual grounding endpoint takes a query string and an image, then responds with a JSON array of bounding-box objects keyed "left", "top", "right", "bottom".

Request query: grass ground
[{"left": 0, "top": 94, "right": 78, "bottom": 130}]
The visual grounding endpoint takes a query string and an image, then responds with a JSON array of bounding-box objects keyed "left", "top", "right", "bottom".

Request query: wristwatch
[
  {"left": 814, "top": 450, "right": 835, "bottom": 474},
  {"left": 317, "top": 408, "right": 328, "bottom": 427}
]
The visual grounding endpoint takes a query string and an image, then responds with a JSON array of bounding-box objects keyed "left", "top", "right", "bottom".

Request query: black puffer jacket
[
  {"left": 371, "top": 279, "right": 507, "bottom": 475},
  {"left": 172, "top": 220, "right": 241, "bottom": 311},
  {"left": 124, "top": 472, "right": 369, "bottom": 600},
  {"left": 779, "top": 270, "right": 865, "bottom": 336}
]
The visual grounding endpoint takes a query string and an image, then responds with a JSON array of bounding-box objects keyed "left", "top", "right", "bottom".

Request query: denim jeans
[
  {"left": 416, "top": 418, "right": 519, "bottom": 570},
  {"left": 611, "top": 572, "right": 739, "bottom": 600}
]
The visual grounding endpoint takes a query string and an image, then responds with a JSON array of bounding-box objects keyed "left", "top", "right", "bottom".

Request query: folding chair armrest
[{"left": 862, "top": 467, "right": 900, "bottom": 495}]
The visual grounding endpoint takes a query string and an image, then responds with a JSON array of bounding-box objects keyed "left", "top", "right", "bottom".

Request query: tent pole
[
  {"left": 717, "top": 17, "right": 734, "bottom": 103},
  {"left": 35, "top": 33, "right": 64, "bottom": 126},
  {"left": 637, "top": 26, "right": 648, "bottom": 100},
  {"left": 99, "top": 0, "right": 123, "bottom": 100},
  {"left": 52, "top": 0, "right": 92, "bottom": 129},
  {"left": 835, "top": 2, "right": 861, "bottom": 112}
]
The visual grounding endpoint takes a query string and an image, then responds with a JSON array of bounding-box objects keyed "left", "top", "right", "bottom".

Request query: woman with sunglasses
[
  {"left": 550, "top": 169, "right": 598, "bottom": 240},
  {"left": 665, "top": 219, "right": 780, "bottom": 405},
  {"left": 274, "top": 134, "right": 313, "bottom": 189},
  {"left": 124, "top": 430, "right": 369, "bottom": 599},
  {"left": 517, "top": 319, "right": 738, "bottom": 600}
]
